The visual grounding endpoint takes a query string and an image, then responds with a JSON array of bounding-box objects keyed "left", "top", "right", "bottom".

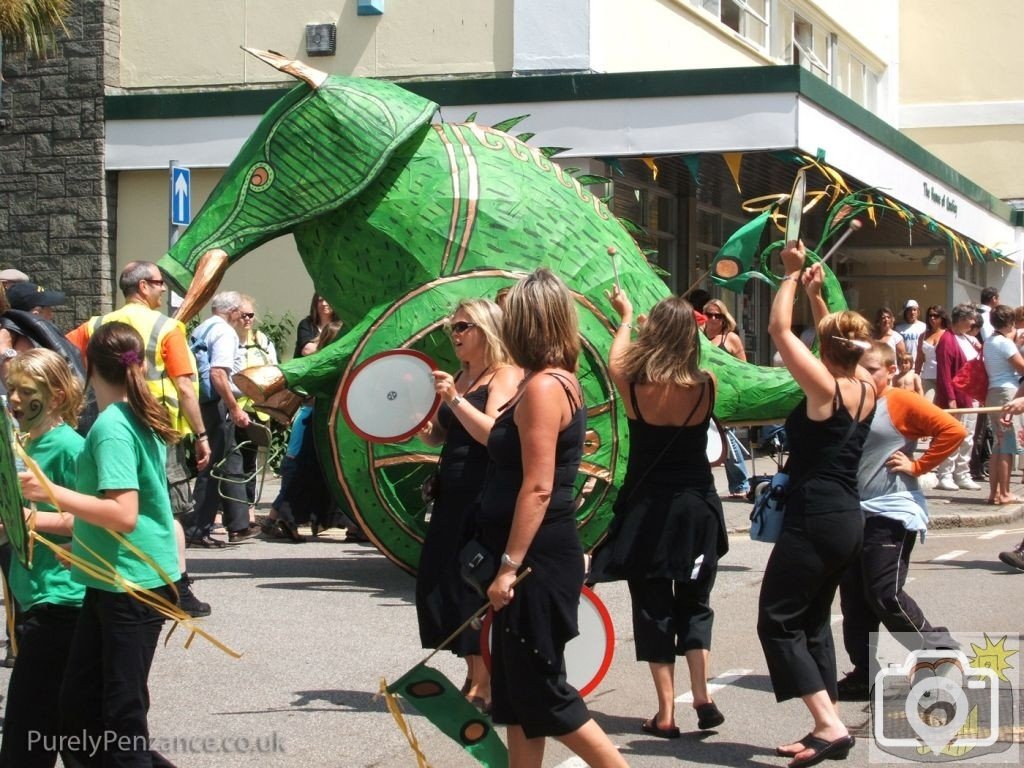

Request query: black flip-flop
[
  {"left": 696, "top": 702, "right": 725, "bottom": 730},
  {"left": 641, "top": 716, "right": 680, "bottom": 739},
  {"left": 787, "top": 734, "right": 855, "bottom": 768},
  {"left": 776, "top": 732, "right": 815, "bottom": 757}
]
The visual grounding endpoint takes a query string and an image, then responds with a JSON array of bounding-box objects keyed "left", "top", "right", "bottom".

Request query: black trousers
[
  {"left": 186, "top": 400, "right": 249, "bottom": 538},
  {"left": 839, "top": 515, "right": 957, "bottom": 673},
  {"left": 757, "top": 507, "right": 863, "bottom": 702},
  {"left": 627, "top": 575, "right": 716, "bottom": 663},
  {"left": 0, "top": 603, "right": 80, "bottom": 768},
  {"left": 59, "top": 587, "right": 173, "bottom": 768}
]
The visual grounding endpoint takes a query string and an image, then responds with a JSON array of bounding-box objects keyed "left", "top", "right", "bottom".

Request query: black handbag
[{"left": 459, "top": 539, "right": 497, "bottom": 598}]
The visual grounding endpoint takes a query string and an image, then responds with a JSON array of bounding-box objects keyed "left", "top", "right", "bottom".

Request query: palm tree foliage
[{"left": 0, "top": 0, "right": 70, "bottom": 57}]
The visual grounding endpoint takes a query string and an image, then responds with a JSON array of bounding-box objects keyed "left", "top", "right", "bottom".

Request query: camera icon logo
[{"left": 874, "top": 649, "right": 1000, "bottom": 756}]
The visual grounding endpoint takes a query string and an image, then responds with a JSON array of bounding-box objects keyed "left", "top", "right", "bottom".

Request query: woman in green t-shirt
[
  {"left": 20, "top": 322, "right": 181, "bottom": 767},
  {"left": 1, "top": 348, "right": 85, "bottom": 768}
]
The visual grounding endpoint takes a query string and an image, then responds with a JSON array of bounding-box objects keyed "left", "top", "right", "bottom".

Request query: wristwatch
[
  {"left": 0, "top": 348, "right": 16, "bottom": 361},
  {"left": 501, "top": 553, "right": 522, "bottom": 570}
]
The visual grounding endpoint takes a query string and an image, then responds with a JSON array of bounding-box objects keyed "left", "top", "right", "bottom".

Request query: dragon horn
[{"left": 241, "top": 47, "right": 328, "bottom": 89}]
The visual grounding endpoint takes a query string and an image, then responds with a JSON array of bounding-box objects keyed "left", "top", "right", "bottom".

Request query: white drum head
[
  {"left": 481, "top": 585, "right": 614, "bottom": 697},
  {"left": 706, "top": 419, "right": 726, "bottom": 467},
  {"left": 341, "top": 350, "right": 439, "bottom": 443}
]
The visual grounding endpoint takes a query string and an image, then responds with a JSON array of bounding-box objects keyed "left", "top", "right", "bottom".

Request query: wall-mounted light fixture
[
  {"left": 925, "top": 248, "right": 946, "bottom": 268},
  {"left": 305, "top": 23, "right": 337, "bottom": 56}
]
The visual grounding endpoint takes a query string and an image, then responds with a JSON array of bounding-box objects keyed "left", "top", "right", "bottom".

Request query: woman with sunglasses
[
  {"left": 702, "top": 299, "right": 750, "bottom": 498},
  {"left": 416, "top": 299, "right": 521, "bottom": 712},
  {"left": 873, "top": 307, "right": 907, "bottom": 358},
  {"left": 915, "top": 306, "right": 948, "bottom": 402}
]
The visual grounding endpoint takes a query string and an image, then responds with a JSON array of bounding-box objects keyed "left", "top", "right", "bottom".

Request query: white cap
[
  {"left": 903, "top": 299, "right": 919, "bottom": 310},
  {"left": 0, "top": 268, "right": 29, "bottom": 283}
]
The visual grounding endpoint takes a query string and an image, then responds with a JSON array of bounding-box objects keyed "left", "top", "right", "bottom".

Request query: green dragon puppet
[{"left": 160, "top": 49, "right": 852, "bottom": 573}]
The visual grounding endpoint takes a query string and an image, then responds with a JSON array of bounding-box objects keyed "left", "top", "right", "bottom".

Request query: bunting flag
[
  {"left": 641, "top": 157, "right": 659, "bottom": 181},
  {"left": 682, "top": 155, "right": 702, "bottom": 186},
  {"left": 384, "top": 664, "right": 508, "bottom": 768},
  {"left": 0, "top": 402, "right": 34, "bottom": 568},
  {"left": 722, "top": 152, "right": 744, "bottom": 193}
]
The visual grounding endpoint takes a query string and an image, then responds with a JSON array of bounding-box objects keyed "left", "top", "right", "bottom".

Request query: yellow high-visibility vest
[{"left": 86, "top": 304, "right": 198, "bottom": 435}]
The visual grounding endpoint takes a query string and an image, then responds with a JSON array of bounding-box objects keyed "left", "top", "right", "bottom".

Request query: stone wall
[{"left": 0, "top": 0, "right": 118, "bottom": 327}]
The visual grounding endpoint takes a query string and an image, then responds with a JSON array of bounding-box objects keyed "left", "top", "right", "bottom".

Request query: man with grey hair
[{"left": 186, "top": 290, "right": 258, "bottom": 545}]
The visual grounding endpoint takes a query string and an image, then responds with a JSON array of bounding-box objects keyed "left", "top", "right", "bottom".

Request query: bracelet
[
  {"left": 501, "top": 553, "right": 522, "bottom": 570},
  {"left": 619, "top": 322, "right": 632, "bottom": 329},
  {"left": 450, "top": 394, "right": 463, "bottom": 408},
  {"left": 195, "top": 432, "right": 208, "bottom": 440}
]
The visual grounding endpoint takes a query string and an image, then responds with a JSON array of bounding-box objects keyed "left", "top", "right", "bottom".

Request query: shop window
[{"left": 611, "top": 176, "right": 679, "bottom": 290}]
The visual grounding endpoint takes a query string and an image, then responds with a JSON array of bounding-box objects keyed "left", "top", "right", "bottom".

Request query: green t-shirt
[
  {"left": 72, "top": 403, "right": 181, "bottom": 591},
  {"left": 8, "top": 423, "right": 86, "bottom": 611}
]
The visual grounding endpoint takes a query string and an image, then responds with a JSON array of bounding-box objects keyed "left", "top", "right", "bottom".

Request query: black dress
[
  {"left": 592, "top": 380, "right": 728, "bottom": 660},
  {"left": 757, "top": 383, "right": 873, "bottom": 702},
  {"left": 415, "top": 385, "right": 490, "bottom": 655},
  {"left": 593, "top": 380, "right": 728, "bottom": 582},
  {"left": 477, "top": 373, "right": 589, "bottom": 738}
]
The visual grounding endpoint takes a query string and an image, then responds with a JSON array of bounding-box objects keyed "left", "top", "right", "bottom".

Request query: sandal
[
  {"left": 777, "top": 732, "right": 815, "bottom": 758},
  {"left": 640, "top": 715, "right": 680, "bottom": 739},
  {"left": 467, "top": 696, "right": 492, "bottom": 716},
  {"left": 787, "top": 734, "right": 855, "bottom": 768},
  {"left": 695, "top": 701, "right": 725, "bottom": 730}
]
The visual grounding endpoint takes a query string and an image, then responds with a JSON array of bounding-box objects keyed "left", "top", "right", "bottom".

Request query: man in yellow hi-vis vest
[{"left": 66, "top": 261, "right": 213, "bottom": 617}]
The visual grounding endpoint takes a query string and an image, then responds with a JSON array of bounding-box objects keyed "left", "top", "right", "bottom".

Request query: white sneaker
[
  {"left": 936, "top": 476, "right": 959, "bottom": 491},
  {"left": 955, "top": 476, "right": 982, "bottom": 491}
]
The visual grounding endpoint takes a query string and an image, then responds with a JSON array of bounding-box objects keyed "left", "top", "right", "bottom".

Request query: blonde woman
[
  {"left": 481, "top": 269, "right": 626, "bottom": 768},
  {"left": 759, "top": 245, "right": 875, "bottom": 766},
  {"left": 594, "top": 288, "right": 729, "bottom": 737},
  {"left": 417, "top": 298, "right": 521, "bottom": 712},
  {"left": 703, "top": 298, "right": 750, "bottom": 498}
]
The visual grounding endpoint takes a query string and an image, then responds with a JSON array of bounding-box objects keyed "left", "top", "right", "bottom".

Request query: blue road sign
[{"left": 171, "top": 166, "right": 191, "bottom": 226}]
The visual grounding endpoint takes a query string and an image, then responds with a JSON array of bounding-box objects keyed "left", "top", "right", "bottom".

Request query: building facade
[{"left": 1, "top": 0, "right": 1020, "bottom": 360}]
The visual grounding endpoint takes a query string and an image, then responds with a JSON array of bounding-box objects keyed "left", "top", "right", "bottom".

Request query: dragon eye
[{"left": 249, "top": 163, "right": 274, "bottom": 191}]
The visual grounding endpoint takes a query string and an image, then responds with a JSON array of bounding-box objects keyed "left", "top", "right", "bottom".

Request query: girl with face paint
[{"left": 1, "top": 348, "right": 86, "bottom": 768}]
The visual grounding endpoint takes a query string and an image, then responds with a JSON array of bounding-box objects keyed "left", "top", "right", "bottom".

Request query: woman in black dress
[
  {"left": 594, "top": 288, "right": 728, "bottom": 737},
  {"left": 759, "top": 243, "right": 875, "bottom": 767},
  {"left": 482, "top": 268, "right": 626, "bottom": 768},
  {"left": 293, "top": 293, "right": 337, "bottom": 359},
  {"left": 416, "top": 298, "right": 520, "bottom": 710}
]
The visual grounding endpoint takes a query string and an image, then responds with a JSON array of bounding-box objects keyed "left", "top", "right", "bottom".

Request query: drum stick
[
  {"left": 419, "top": 567, "right": 532, "bottom": 667},
  {"left": 818, "top": 219, "right": 862, "bottom": 266},
  {"left": 683, "top": 269, "right": 710, "bottom": 298},
  {"left": 607, "top": 247, "right": 620, "bottom": 291},
  {"left": 946, "top": 406, "right": 1005, "bottom": 415}
]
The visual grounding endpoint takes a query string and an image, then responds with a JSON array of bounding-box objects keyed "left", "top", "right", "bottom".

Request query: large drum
[{"left": 480, "top": 585, "right": 615, "bottom": 697}]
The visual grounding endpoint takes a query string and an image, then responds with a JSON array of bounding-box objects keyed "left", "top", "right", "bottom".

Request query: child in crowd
[
  {"left": 19, "top": 322, "right": 181, "bottom": 766},
  {"left": 0, "top": 349, "right": 85, "bottom": 768},
  {"left": 891, "top": 352, "right": 924, "bottom": 396}
]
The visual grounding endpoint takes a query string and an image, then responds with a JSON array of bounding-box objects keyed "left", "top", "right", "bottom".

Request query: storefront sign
[{"left": 922, "top": 181, "right": 958, "bottom": 217}]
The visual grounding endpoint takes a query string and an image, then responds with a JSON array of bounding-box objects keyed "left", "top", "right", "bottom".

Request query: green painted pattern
[{"left": 159, "top": 74, "right": 805, "bottom": 573}]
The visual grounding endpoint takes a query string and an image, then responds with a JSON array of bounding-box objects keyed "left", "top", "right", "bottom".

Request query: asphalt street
[{"left": 1, "top": 466, "right": 1021, "bottom": 767}]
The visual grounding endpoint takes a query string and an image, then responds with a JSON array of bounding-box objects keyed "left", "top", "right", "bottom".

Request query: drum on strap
[
  {"left": 340, "top": 350, "right": 440, "bottom": 444},
  {"left": 480, "top": 585, "right": 615, "bottom": 697}
]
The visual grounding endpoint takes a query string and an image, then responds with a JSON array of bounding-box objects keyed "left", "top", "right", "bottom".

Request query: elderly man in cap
[
  {"left": 895, "top": 299, "right": 927, "bottom": 363},
  {"left": 6, "top": 281, "right": 65, "bottom": 321}
]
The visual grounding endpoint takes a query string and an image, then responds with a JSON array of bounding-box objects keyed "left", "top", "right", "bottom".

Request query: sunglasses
[
  {"left": 240, "top": 312, "right": 255, "bottom": 320},
  {"left": 704, "top": 312, "right": 724, "bottom": 320},
  {"left": 448, "top": 321, "right": 477, "bottom": 334},
  {"left": 145, "top": 277, "right": 165, "bottom": 286},
  {"left": 927, "top": 314, "right": 940, "bottom": 319}
]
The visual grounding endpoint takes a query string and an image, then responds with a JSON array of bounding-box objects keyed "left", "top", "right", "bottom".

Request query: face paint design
[{"left": 7, "top": 376, "right": 51, "bottom": 434}]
